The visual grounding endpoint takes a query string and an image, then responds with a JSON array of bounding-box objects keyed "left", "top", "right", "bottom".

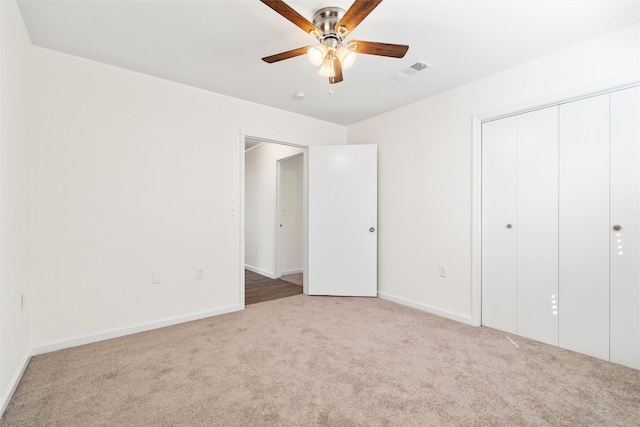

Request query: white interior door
[
  {"left": 516, "top": 106, "right": 559, "bottom": 346},
  {"left": 610, "top": 86, "right": 640, "bottom": 369},
  {"left": 481, "top": 117, "right": 518, "bottom": 333},
  {"left": 483, "top": 107, "right": 560, "bottom": 345},
  {"left": 559, "top": 93, "right": 610, "bottom": 361},
  {"left": 277, "top": 154, "right": 303, "bottom": 277},
  {"left": 308, "top": 145, "right": 377, "bottom": 296}
]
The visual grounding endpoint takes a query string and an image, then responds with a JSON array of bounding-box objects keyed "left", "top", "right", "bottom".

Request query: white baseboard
[
  {"left": 244, "top": 264, "right": 275, "bottom": 279},
  {"left": 31, "top": 304, "right": 243, "bottom": 356},
  {"left": 1, "top": 349, "right": 31, "bottom": 418},
  {"left": 378, "top": 292, "right": 475, "bottom": 326},
  {"left": 281, "top": 269, "right": 302, "bottom": 275}
]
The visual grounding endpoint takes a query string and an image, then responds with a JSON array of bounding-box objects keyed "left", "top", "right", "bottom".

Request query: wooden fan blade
[
  {"left": 329, "top": 57, "right": 343, "bottom": 84},
  {"left": 260, "top": 0, "right": 319, "bottom": 35},
  {"left": 336, "top": 0, "right": 383, "bottom": 36},
  {"left": 262, "top": 46, "right": 311, "bottom": 63},
  {"left": 350, "top": 40, "right": 409, "bottom": 58}
]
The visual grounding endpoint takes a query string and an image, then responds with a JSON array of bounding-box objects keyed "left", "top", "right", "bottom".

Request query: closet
[{"left": 481, "top": 86, "right": 639, "bottom": 369}]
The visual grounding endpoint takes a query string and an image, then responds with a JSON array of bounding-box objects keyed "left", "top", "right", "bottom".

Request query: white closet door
[
  {"left": 559, "top": 94, "right": 610, "bottom": 361},
  {"left": 482, "top": 117, "right": 517, "bottom": 333},
  {"left": 610, "top": 86, "right": 640, "bottom": 369},
  {"left": 516, "top": 106, "right": 559, "bottom": 346}
]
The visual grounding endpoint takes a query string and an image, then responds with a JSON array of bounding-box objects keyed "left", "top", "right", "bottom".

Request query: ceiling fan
[{"left": 260, "top": 0, "right": 409, "bottom": 84}]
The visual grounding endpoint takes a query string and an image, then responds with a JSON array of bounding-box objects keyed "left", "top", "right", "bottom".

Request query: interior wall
[
  {"left": 245, "top": 143, "right": 303, "bottom": 277},
  {"left": 29, "top": 47, "right": 345, "bottom": 346},
  {"left": 0, "top": 0, "right": 32, "bottom": 409},
  {"left": 346, "top": 23, "right": 639, "bottom": 322},
  {"left": 279, "top": 154, "right": 303, "bottom": 275}
]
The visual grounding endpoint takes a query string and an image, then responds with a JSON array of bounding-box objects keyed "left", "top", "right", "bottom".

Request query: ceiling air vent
[{"left": 388, "top": 60, "right": 431, "bottom": 82}]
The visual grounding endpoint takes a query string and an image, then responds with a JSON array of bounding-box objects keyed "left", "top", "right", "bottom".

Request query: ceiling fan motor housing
[{"left": 312, "top": 7, "right": 346, "bottom": 48}]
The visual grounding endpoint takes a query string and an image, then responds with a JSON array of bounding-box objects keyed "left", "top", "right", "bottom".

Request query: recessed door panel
[
  {"left": 559, "top": 94, "right": 610, "bottom": 361},
  {"left": 516, "top": 106, "right": 559, "bottom": 346},
  {"left": 610, "top": 86, "right": 640, "bottom": 369},
  {"left": 482, "top": 117, "right": 517, "bottom": 333}
]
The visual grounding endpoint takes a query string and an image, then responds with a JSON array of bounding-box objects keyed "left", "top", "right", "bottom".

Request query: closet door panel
[
  {"left": 559, "top": 94, "right": 610, "bottom": 361},
  {"left": 516, "top": 106, "right": 559, "bottom": 346},
  {"left": 482, "top": 117, "right": 517, "bottom": 333},
  {"left": 610, "top": 86, "right": 640, "bottom": 369}
]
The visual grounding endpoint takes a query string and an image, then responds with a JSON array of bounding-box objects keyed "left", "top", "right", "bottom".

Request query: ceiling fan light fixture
[
  {"left": 318, "top": 57, "right": 335, "bottom": 77},
  {"left": 336, "top": 45, "right": 357, "bottom": 69},
  {"left": 260, "top": 0, "right": 409, "bottom": 84},
  {"left": 307, "top": 45, "right": 327, "bottom": 66}
]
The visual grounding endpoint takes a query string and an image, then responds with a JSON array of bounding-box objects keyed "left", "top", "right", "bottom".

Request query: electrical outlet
[
  {"left": 439, "top": 265, "right": 447, "bottom": 278},
  {"left": 152, "top": 272, "right": 160, "bottom": 285},
  {"left": 196, "top": 267, "right": 204, "bottom": 280},
  {"left": 21, "top": 293, "right": 26, "bottom": 311}
]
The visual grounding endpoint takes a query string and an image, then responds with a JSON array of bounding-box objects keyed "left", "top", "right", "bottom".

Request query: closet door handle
[
  {"left": 506, "top": 224, "right": 513, "bottom": 229},
  {"left": 613, "top": 224, "right": 622, "bottom": 231}
]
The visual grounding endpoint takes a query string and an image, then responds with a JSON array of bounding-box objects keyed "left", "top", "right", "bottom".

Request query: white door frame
[
  {"left": 275, "top": 153, "right": 304, "bottom": 280},
  {"left": 471, "top": 73, "right": 639, "bottom": 327},
  {"left": 240, "top": 131, "right": 309, "bottom": 308}
]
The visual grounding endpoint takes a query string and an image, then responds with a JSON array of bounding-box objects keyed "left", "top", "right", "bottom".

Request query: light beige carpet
[{"left": 2, "top": 295, "right": 639, "bottom": 426}]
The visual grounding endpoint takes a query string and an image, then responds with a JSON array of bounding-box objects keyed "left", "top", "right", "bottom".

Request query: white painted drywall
[
  {"left": 347, "top": 23, "right": 639, "bottom": 321},
  {"left": 29, "top": 47, "right": 345, "bottom": 346},
  {"left": 279, "top": 154, "right": 303, "bottom": 275},
  {"left": 245, "top": 143, "right": 303, "bottom": 277},
  {"left": 0, "top": 0, "right": 32, "bottom": 410}
]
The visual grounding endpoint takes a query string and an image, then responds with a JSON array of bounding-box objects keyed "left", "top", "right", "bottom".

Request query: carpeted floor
[{"left": 2, "top": 295, "right": 639, "bottom": 426}]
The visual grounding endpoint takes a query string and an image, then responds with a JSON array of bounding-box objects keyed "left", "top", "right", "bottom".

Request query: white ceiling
[{"left": 17, "top": 0, "right": 640, "bottom": 126}]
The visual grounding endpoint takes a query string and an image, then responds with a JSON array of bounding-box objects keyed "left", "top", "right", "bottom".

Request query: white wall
[
  {"left": 29, "top": 47, "right": 345, "bottom": 346},
  {"left": 0, "top": 0, "right": 32, "bottom": 411},
  {"left": 245, "top": 143, "right": 303, "bottom": 277},
  {"left": 347, "top": 23, "right": 640, "bottom": 322}
]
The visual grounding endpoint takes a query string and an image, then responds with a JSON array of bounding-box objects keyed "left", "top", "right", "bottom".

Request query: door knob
[
  {"left": 613, "top": 224, "right": 622, "bottom": 231},
  {"left": 369, "top": 227, "right": 375, "bottom": 232},
  {"left": 506, "top": 224, "right": 513, "bottom": 229}
]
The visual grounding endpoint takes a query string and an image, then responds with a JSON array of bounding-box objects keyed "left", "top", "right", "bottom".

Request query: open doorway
[{"left": 244, "top": 138, "right": 306, "bottom": 305}]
